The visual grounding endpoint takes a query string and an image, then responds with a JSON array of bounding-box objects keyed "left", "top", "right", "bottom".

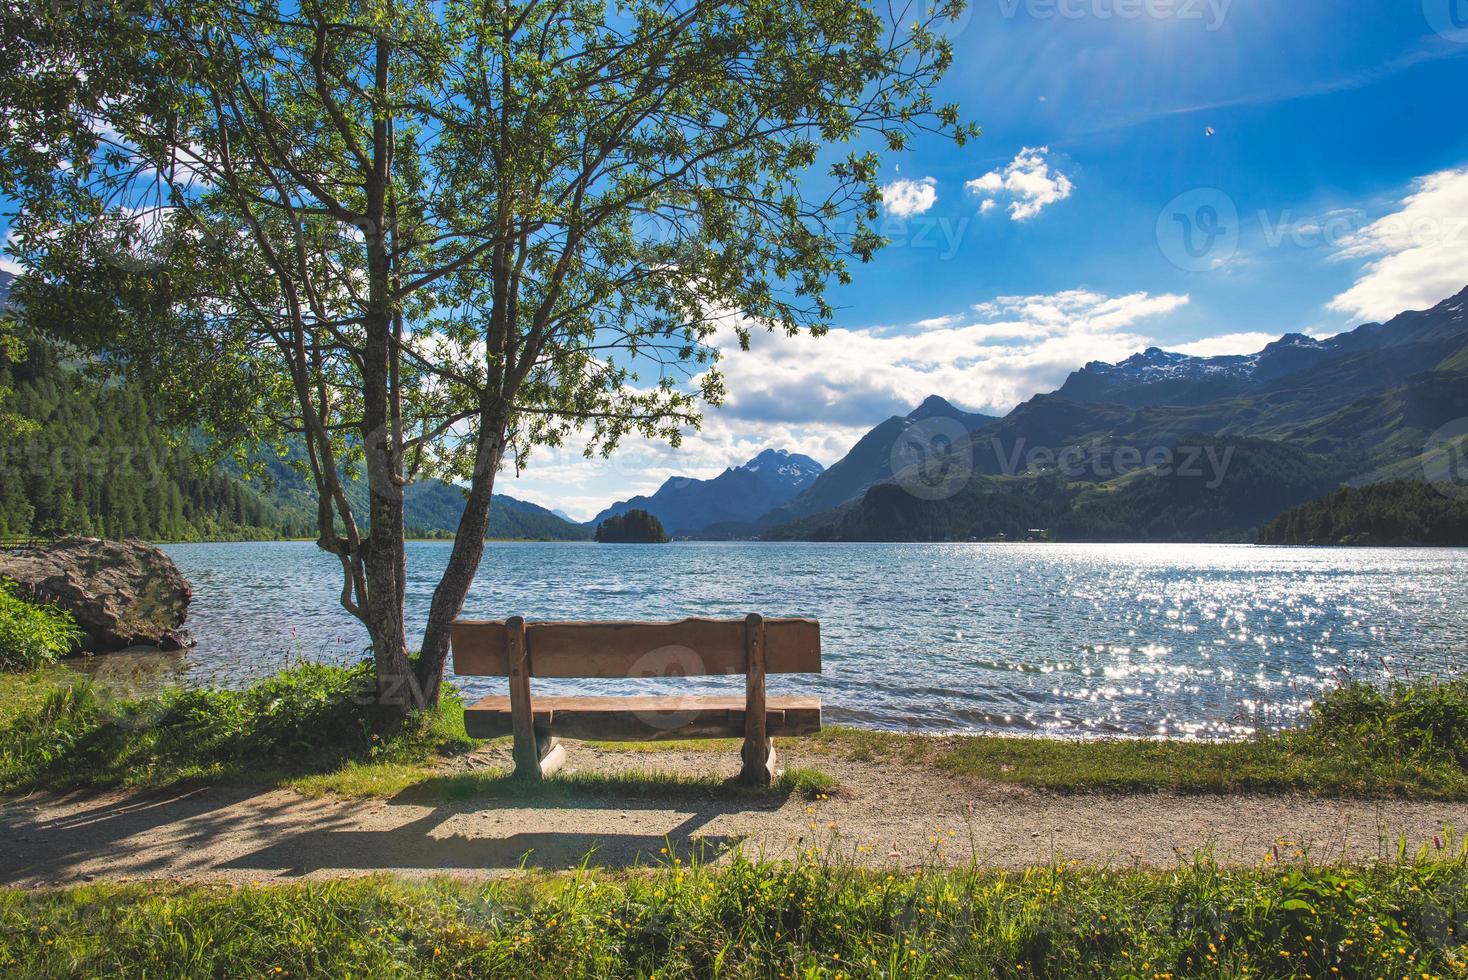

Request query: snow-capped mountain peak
[{"left": 736, "top": 448, "right": 824, "bottom": 492}]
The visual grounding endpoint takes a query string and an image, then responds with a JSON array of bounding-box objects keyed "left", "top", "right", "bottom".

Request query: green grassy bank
[
  {"left": 4, "top": 850, "right": 1468, "bottom": 978},
  {"left": 5, "top": 665, "right": 1468, "bottom": 801}
]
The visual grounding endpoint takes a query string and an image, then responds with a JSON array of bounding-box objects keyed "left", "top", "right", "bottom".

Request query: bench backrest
[{"left": 451, "top": 617, "right": 820, "bottom": 678}]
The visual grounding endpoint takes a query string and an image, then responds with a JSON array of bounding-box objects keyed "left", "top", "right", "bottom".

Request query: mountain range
[
  {"left": 561, "top": 286, "right": 1468, "bottom": 543},
  {"left": 10, "top": 256, "right": 1468, "bottom": 544},
  {"left": 752, "top": 285, "right": 1468, "bottom": 542},
  {"left": 587, "top": 448, "right": 824, "bottom": 537},
  {"left": 240, "top": 449, "right": 591, "bottom": 541}
]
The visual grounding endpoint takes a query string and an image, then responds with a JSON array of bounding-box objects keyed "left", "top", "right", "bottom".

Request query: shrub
[
  {"left": 1308, "top": 677, "right": 1468, "bottom": 766},
  {"left": 0, "top": 660, "right": 471, "bottom": 792},
  {"left": 0, "top": 578, "right": 82, "bottom": 671}
]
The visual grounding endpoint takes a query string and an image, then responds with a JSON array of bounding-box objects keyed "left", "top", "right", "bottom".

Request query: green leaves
[
  {"left": 1, "top": 0, "right": 975, "bottom": 684},
  {"left": 0, "top": 579, "right": 82, "bottom": 672}
]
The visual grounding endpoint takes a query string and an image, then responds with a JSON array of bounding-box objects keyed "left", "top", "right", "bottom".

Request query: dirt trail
[{"left": 3, "top": 741, "right": 1465, "bottom": 887}]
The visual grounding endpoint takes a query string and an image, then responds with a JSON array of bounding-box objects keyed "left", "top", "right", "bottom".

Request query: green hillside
[
  {"left": 1259, "top": 481, "right": 1468, "bottom": 546},
  {"left": 0, "top": 334, "right": 311, "bottom": 541},
  {"left": 242, "top": 450, "right": 589, "bottom": 541},
  {"left": 0, "top": 331, "right": 588, "bottom": 542},
  {"left": 1057, "top": 437, "right": 1346, "bottom": 542},
  {"left": 778, "top": 437, "right": 1346, "bottom": 544}
]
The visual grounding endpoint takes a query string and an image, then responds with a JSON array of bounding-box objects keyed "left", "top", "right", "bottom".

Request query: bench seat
[
  {"left": 464, "top": 694, "right": 822, "bottom": 741},
  {"left": 451, "top": 615, "right": 822, "bottom": 782}
]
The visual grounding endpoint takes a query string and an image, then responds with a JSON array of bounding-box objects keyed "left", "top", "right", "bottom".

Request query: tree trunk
[
  {"left": 361, "top": 319, "right": 412, "bottom": 722},
  {"left": 414, "top": 431, "right": 503, "bottom": 706}
]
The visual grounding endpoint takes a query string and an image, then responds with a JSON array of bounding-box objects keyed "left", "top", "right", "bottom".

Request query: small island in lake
[{"left": 593, "top": 509, "right": 669, "bottom": 543}]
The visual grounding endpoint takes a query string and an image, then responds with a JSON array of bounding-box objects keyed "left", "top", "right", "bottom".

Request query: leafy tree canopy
[{"left": 0, "top": 0, "right": 974, "bottom": 711}]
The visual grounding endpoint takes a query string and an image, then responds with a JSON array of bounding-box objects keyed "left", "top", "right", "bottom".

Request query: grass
[
  {"left": 935, "top": 733, "right": 1468, "bottom": 797},
  {"left": 0, "top": 667, "right": 79, "bottom": 719},
  {"left": 580, "top": 675, "right": 1468, "bottom": 801},
  {"left": 4, "top": 845, "right": 1468, "bottom": 977},
  {"left": 0, "top": 661, "right": 473, "bottom": 794},
  {"left": 0, "top": 666, "right": 838, "bottom": 802},
  {"left": 787, "top": 678, "right": 1468, "bottom": 800},
  {"left": 8, "top": 663, "right": 1468, "bottom": 803},
  {"left": 295, "top": 744, "right": 839, "bottom": 802}
]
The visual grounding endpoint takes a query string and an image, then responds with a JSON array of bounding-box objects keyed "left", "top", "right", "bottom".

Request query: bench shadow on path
[
  {"left": 221, "top": 777, "right": 788, "bottom": 876},
  {"left": 2, "top": 777, "right": 793, "bottom": 882}
]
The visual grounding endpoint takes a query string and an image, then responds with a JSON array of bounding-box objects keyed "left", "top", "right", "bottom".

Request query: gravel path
[{"left": 3, "top": 741, "right": 1465, "bottom": 887}]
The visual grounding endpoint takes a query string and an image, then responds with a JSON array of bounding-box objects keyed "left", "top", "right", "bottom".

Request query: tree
[
  {"left": 2, "top": 0, "right": 974, "bottom": 717},
  {"left": 0, "top": 312, "right": 37, "bottom": 441},
  {"left": 595, "top": 509, "right": 668, "bottom": 544}
]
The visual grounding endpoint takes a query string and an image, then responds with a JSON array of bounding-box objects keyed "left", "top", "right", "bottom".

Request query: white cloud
[
  {"left": 881, "top": 177, "right": 938, "bottom": 218},
  {"left": 1327, "top": 167, "right": 1468, "bottom": 322},
  {"left": 965, "top": 147, "right": 1074, "bottom": 221},
  {"left": 979, "top": 199, "right": 997, "bottom": 215},
  {"left": 711, "top": 289, "right": 1189, "bottom": 424},
  {"left": 502, "top": 289, "right": 1191, "bottom": 518},
  {"left": 1171, "top": 332, "right": 1279, "bottom": 357}
]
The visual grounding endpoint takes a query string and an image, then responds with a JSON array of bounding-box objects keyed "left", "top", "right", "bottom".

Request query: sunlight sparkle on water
[{"left": 160, "top": 541, "right": 1468, "bottom": 740}]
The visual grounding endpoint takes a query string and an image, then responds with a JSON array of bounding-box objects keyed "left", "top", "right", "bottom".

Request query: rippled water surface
[{"left": 158, "top": 541, "right": 1468, "bottom": 737}]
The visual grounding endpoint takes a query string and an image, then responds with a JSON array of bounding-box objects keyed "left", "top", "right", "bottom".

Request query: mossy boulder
[{"left": 0, "top": 537, "right": 192, "bottom": 652}]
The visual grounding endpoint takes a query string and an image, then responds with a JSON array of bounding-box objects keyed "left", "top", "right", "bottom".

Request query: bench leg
[
  {"left": 741, "top": 613, "right": 774, "bottom": 787},
  {"left": 537, "top": 733, "right": 566, "bottom": 778},
  {"left": 740, "top": 736, "right": 776, "bottom": 787},
  {"left": 511, "top": 731, "right": 542, "bottom": 779},
  {"left": 515, "top": 732, "right": 565, "bottom": 780}
]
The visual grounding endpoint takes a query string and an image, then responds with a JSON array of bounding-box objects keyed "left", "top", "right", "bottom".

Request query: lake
[{"left": 142, "top": 540, "right": 1468, "bottom": 738}]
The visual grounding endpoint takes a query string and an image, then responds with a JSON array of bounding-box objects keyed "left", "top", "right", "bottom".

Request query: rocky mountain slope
[
  {"left": 587, "top": 448, "right": 823, "bottom": 537},
  {"left": 772, "top": 287, "right": 1468, "bottom": 542}
]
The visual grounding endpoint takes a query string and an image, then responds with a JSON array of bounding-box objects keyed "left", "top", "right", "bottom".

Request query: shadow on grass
[{"left": 386, "top": 765, "right": 834, "bottom": 807}]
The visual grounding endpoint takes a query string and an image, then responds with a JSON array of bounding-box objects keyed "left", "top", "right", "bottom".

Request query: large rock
[{"left": 0, "top": 537, "right": 193, "bottom": 652}]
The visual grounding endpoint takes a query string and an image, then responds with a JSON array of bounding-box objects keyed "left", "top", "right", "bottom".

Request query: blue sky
[
  {"left": 6, "top": 1, "right": 1468, "bottom": 519},
  {"left": 850, "top": 0, "right": 1468, "bottom": 335},
  {"left": 514, "top": 0, "right": 1468, "bottom": 518}
]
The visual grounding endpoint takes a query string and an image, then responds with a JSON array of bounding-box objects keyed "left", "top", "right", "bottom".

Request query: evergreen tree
[{"left": 594, "top": 509, "right": 669, "bottom": 544}]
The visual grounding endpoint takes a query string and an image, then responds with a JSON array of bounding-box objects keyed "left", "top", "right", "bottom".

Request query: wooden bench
[{"left": 450, "top": 614, "right": 821, "bottom": 785}]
